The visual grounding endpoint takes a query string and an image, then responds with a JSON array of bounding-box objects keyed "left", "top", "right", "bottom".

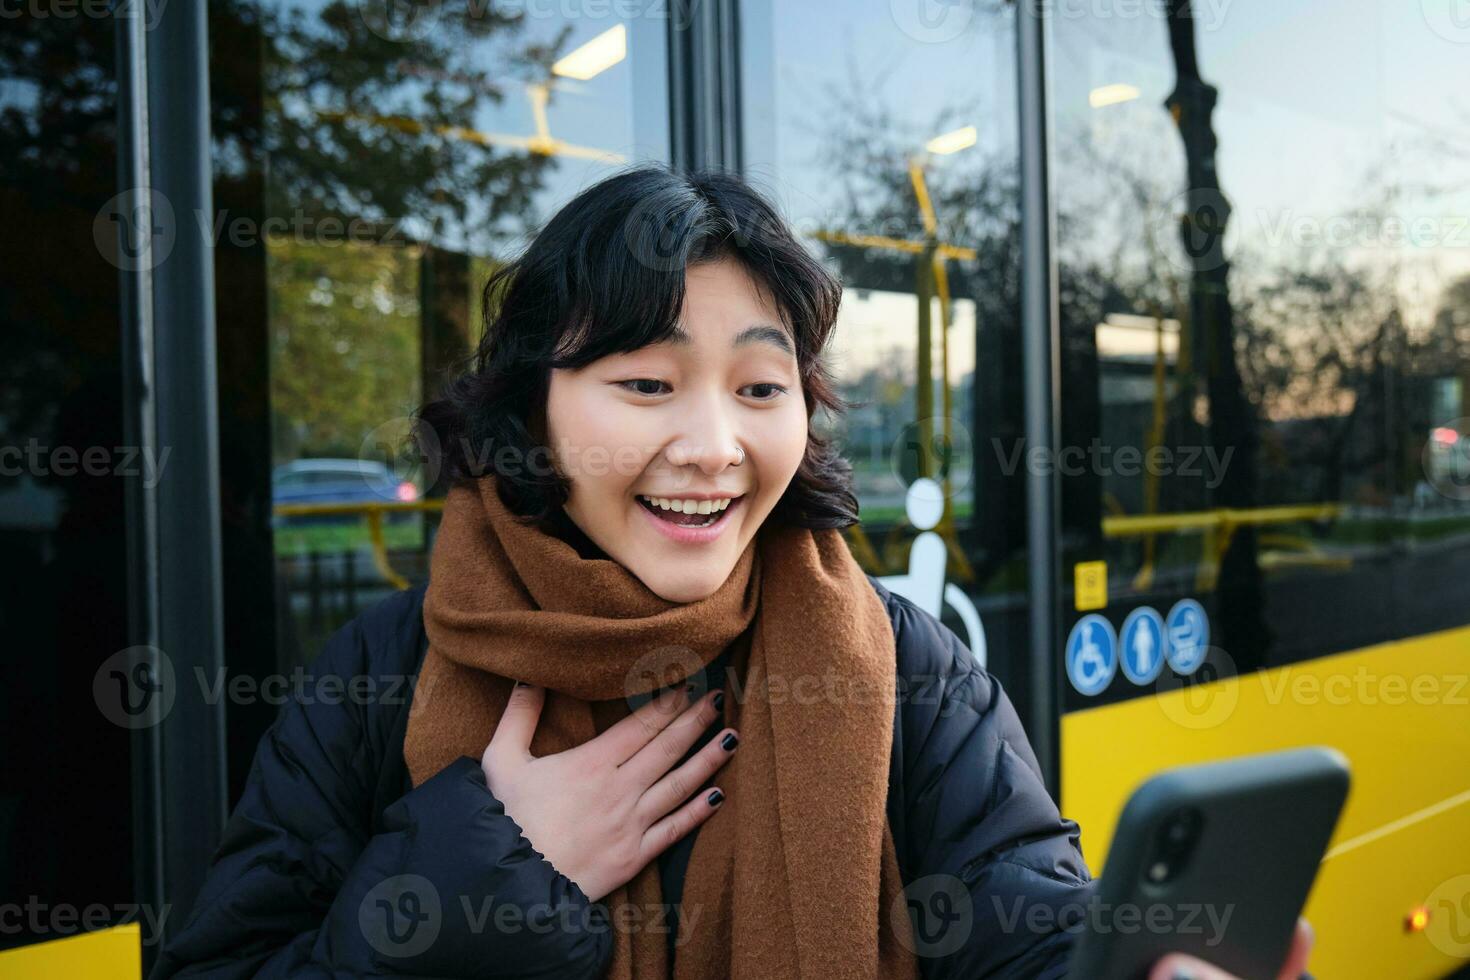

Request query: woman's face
[{"left": 545, "top": 257, "right": 809, "bottom": 603}]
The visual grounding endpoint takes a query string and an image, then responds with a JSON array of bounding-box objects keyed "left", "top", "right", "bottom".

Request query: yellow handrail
[
  {"left": 275, "top": 500, "right": 444, "bottom": 590},
  {"left": 1101, "top": 503, "right": 1341, "bottom": 537},
  {"left": 273, "top": 500, "right": 445, "bottom": 518},
  {"left": 1102, "top": 503, "right": 1344, "bottom": 592}
]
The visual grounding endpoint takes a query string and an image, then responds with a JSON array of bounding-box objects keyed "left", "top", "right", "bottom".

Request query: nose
[
  {"left": 663, "top": 394, "right": 744, "bottom": 476},
  {"left": 665, "top": 439, "right": 743, "bottom": 475}
]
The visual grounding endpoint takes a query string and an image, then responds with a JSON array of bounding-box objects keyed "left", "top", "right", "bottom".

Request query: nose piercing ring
[{"left": 734, "top": 446, "right": 745, "bottom": 466}]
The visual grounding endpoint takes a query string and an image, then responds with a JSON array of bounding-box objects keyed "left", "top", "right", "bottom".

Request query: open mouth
[
  {"left": 632, "top": 490, "right": 746, "bottom": 543},
  {"left": 636, "top": 494, "right": 744, "bottom": 530}
]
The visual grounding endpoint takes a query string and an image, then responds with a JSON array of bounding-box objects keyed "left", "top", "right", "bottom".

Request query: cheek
[
  {"left": 549, "top": 381, "right": 603, "bottom": 442},
  {"left": 758, "top": 402, "right": 810, "bottom": 487},
  {"left": 547, "top": 383, "right": 657, "bottom": 490}
]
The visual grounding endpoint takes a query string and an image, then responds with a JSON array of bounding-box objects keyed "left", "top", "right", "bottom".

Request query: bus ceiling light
[
  {"left": 1405, "top": 905, "right": 1430, "bottom": 933},
  {"left": 1089, "top": 83, "right": 1140, "bottom": 109},
  {"left": 925, "top": 125, "right": 977, "bottom": 155},
  {"left": 552, "top": 25, "right": 627, "bottom": 81}
]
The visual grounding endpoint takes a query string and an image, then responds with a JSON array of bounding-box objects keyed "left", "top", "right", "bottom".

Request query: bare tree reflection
[{"left": 1162, "top": 0, "right": 1268, "bottom": 660}]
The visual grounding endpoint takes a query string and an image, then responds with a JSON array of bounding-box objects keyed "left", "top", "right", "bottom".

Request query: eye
[
  {"left": 616, "top": 378, "right": 671, "bottom": 396},
  {"left": 742, "top": 382, "right": 789, "bottom": 400}
]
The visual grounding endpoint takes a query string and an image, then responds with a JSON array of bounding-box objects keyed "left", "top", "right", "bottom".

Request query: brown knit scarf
[{"left": 404, "top": 475, "right": 920, "bottom": 980}]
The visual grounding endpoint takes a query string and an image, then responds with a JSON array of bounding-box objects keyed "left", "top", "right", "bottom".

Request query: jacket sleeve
[
  {"left": 886, "top": 592, "right": 1095, "bottom": 980},
  {"left": 149, "top": 604, "right": 613, "bottom": 979}
]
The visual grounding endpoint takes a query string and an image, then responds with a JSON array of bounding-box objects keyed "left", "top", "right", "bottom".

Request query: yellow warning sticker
[{"left": 1074, "top": 561, "right": 1107, "bottom": 611}]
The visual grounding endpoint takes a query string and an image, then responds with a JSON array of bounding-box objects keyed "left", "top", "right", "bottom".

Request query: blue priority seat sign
[
  {"left": 1119, "top": 606, "right": 1166, "bottom": 684},
  {"left": 1066, "top": 613, "right": 1117, "bottom": 696},
  {"left": 1165, "top": 598, "right": 1210, "bottom": 675}
]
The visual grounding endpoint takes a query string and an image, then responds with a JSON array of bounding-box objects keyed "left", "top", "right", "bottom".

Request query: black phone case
[{"left": 1065, "top": 746, "right": 1350, "bottom": 980}]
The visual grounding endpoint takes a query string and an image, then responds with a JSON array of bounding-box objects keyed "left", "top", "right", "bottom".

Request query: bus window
[
  {"left": 208, "top": 2, "right": 671, "bottom": 801},
  {"left": 740, "top": 0, "right": 1029, "bottom": 712}
]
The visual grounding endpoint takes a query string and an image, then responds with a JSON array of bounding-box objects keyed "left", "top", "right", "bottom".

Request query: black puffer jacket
[{"left": 150, "top": 576, "right": 1094, "bottom": 979}]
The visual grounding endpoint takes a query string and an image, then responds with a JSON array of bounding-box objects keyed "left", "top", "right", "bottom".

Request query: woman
[{"left": 151, "top": 166, "right": 1310, "bottom": 980}]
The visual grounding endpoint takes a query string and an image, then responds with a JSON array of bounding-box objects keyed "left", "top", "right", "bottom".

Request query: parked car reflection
[{"left": 270, "top": 458, "right": 418, "bottom": 527}]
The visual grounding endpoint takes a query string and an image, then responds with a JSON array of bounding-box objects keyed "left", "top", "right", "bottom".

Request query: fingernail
[
  {"left": 720, "top": 732, "right": 739, "bottom": 751},
  {"left": 712, "top": 690, "right": 725, "bottom": 711},
  {"left": 1170, "top": 970, "right": 1196, "bottom": 980},
  {"left": 707, "top": 789, "right": 724, "bottom": 806}
]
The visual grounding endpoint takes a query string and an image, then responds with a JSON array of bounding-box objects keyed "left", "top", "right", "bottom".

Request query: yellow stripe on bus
[
  {"left": 0, "top": 923, "right": 140, "bottom": 979},
  {"left": 1062, "top": 624, "right": 1470, "bottom": 980}
]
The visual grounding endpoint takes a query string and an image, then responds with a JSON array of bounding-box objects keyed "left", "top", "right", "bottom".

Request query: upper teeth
[{"left": 639, "top": 496, "right": 734, "bottom": 515}]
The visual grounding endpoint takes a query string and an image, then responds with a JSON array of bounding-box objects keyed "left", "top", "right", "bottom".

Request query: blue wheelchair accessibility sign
[
  {"left": 1066, "top": 614, "right": 1117, "bottom": 696},
  {"left": 1120, "top": 606, "right": 1166, "bottom": 684},
  {"left": 1165, "top": 598, "right": 1210, "bottom": 675}
]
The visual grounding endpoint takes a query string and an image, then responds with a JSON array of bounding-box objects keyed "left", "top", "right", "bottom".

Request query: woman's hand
[
  {"left": 481, "top": 681, "right": 737, "bottom": 903},
  {"left": 1148, "top": 917, "right": 1314, "bottom": 980}
]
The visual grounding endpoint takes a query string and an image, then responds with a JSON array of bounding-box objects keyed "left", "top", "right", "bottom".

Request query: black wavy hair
[{"left": 415, "top": 164, "right": 859, "bottom": 530}]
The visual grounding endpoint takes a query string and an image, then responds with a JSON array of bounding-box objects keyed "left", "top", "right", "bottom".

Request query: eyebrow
[{"left": 664, "top": 324, "right": 795, "bottom": 356}]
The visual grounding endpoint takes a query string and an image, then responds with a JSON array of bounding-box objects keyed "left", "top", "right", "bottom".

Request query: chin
[{"left": 635, "top": 562, "right": 732, "bottom": 604}]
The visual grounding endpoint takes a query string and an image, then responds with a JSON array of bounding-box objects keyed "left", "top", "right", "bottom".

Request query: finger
[
  {"left": 487, "top": 682, "right": 545, "bottom": 761},
  {"left": 635, "top": 725, "right": 739, "bottom": 819},
  {"left": 639, "top": 786, "right": 726, "bottom": 864},
  {"left": 1276, "top": 918, "right": 1313, "bottom": 980},
  {"left": 620, "top": 690, "right": 726, "bottom": 787},
  {"left": 1147, "top": 953, "right": 1236, "bottom": 980},
  {"left": 591, "top": 684, "right": 696, "bottom": 766}
]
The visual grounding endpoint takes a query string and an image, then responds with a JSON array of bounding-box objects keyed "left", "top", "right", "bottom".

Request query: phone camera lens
[{"left": 1144, "top": 807, "right": 1202, "bottom": 885}]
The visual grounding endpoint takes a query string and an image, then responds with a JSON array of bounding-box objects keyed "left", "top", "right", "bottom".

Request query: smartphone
[{"left": 1065, "top": 746, "right": 1350, "bottom": 980}]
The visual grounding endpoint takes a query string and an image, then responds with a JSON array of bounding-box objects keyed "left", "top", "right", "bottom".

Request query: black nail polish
[
  {"left": 712, "top": 691, "right": 725, "bottom": 711},
  {"left": 707, "top": 789, "right": 724, "bottom": 806},
  {"left": 721, "top": 732, "right": 739, "bottom": 751},
  {"left": 1170, "top": 970, "right": 1195, "bottom": 980}
]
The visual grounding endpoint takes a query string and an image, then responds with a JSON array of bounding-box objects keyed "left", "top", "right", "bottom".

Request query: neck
[{"left": 546, "top": 505, "right": 610, "bottom": 561}]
